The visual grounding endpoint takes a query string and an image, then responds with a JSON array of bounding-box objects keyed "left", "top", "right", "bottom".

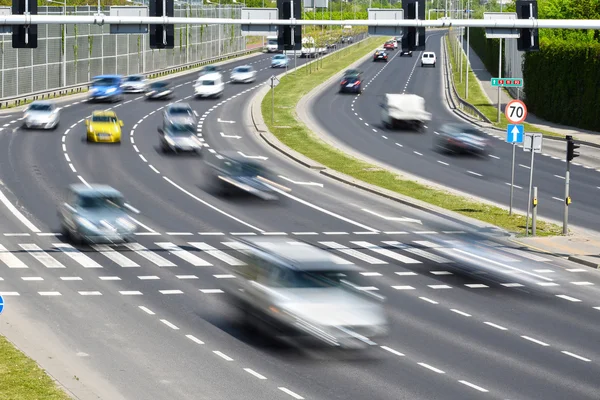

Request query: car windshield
[
  {"left": 168, "top": 124, "right": 195, "bottom": 136},
  {"left": 234, "top": 67, "right": 250, "bottom": 73},
  {"left": 151, "top": 82, "right": 168, "bottom": 89},
  {"left": 79, "top": 194, "right": 125, "bottom": 209},
  {"left": 91, "top": 115, "right": 117, "bottom": 123},
  {"left": 343, "top": 77, "right": 359, "bottom": 83},
  {"left": 93, "top": 78, "right": 119, "bottom": 87},
  {"left": 200, "top": 80, "right": 215, "bottom": 86},
  {"left": 169, "top": 107, "right": 192, "bottom": 116},
  {"left": 125, "top": 76, "right": 143, "bottom": 82},
  {"left": 29, "top": 104, "right": 53, "bottom": 112},
  {"left": 273, "top": 269, "right": 347, "bottom": 288},
  {"left": 204, "top": 66, "right": 217, "bottom": 72},
  {"left": 273, "top": 55, "right": 286, "bottom": 60},
  {"left": 267, "top": 39, "right": 278, "bottom": 45},
  {"left": 225, "top": 160, "right": 265, "bottom": 177}
]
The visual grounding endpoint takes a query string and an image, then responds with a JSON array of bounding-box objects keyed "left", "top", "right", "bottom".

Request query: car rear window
[
  {"left": 92, "top": 115, "right": 117, "bottom": 123},
  {"left": 201, "top": 80, "right": 215, "bottom": 86},
  {"left": 79, "top": 195, "right": 124, "bottom": 209},
  {"left": 93, "top": 77, "right": 119, "bottom": 87},
  {"left": 29, "top": 104, "right": 52, "bottom": 111},
  {"left": 235, "top": 67, "right": 250, "bottom": 73},
  {"left": 170, "top": 107, "right": 192, "bottom": 115}
]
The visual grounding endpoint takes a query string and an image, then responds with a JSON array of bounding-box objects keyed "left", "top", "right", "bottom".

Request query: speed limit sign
[{"left": 505, "top": 99, "right": 527, "bottom": 124}]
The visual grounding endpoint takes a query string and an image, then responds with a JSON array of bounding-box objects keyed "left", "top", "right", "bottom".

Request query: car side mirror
[
  {"left": 119, "top": 120, "right": 124, "bottom": 126},
  {"left": 85, "top": 119, "right": 89, "bottom": 126},
  {"left": 158, "top": 127, "right": 164, "bottom": 135}
]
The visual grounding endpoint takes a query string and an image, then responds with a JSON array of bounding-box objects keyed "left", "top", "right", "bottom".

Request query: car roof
[
  {"left": 69, "top": 184, "right": 123, "bottom": 197},
  {"left": 91, "top": 110, "right": 117, "bottom": 117},
  {"left": 198, "top": 72, "right": 221, "bottom": 80},
  {"left": 30, "top": 101, "right": 54, "bottom": 106},
  {"left": 236, "top": 237, "right": 361, "bottom": 272}
]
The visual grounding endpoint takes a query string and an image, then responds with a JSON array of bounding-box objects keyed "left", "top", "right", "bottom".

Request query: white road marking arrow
[
  {"left": 217, "top": 118, "right": 236, "bottom": 124},
  {"left": 278, "top": 175, "right": 324, "bottom": 187},
  {"left": 220, "top": 132, "right": 242, "bottom": 139},
  {"left": 362, "top": 209, "right": 422, "bottom": 224},
  {"left": 237, "top": 151, "right": 268, "bottom": 160}
]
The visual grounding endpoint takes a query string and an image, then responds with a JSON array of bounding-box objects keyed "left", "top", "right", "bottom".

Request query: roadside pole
[
  {"left": 505, "top": 100, "right": 526, "bottom": 215},
  {"left": 497, "top": 38, "right": 502, "bottom": 123},
  {"left": 465, "top": 0, "right": 470, "bottom": 99},
  {"left": 524, "top": 132, "right": 542, "bottom": 236},
  {"left": 532, "top": 186, "right": 537, "bottom": 236},
  {"left": 563, "top": 135, "right": 579, "bottom": 234},
  {"left": 270, "top": 75, "right": 279, "bottom": 125},
  {"left": 510, "top": 143, "right": 515, "bottom": 214}
]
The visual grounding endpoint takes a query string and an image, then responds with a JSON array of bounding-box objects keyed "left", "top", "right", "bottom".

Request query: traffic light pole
[{"left": 563, "top": 159, "right": 570, "bottom": 234}]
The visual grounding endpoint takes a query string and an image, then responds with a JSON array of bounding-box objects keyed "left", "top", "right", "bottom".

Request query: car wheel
[{"left": 421, "top": 63, "right": 424, "bottom": 67}]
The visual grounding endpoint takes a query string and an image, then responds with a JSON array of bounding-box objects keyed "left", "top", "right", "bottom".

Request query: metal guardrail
[
  {"left": 443, "top": 34, "right": 491, "bottom": 124},
  {"left": 0, "top": 46, "right": 261, "bottom": 110}
]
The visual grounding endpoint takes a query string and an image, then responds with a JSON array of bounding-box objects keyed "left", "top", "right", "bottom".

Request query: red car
[{"left": 384, "top": 41, "right": 395, "bottom": 51}]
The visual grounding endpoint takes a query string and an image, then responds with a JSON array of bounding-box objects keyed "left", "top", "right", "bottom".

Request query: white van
[
  {"left": 266, "top": 35, "right": 278, "bottom": 52},
  {"left": 421, "top": 52, "right": 437, "bottom": 67},
  {"left": 380, "top": 93, "right": 431, "bottom": 131},
  {"left": 194, "top": 73, "right": 224, "bottom": 98}
]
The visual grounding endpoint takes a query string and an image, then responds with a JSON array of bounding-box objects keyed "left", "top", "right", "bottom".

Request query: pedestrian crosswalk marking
[
  {"left": 19, "top": 244, "right": 66, "bottom": 269},
  {"left": 155, "top": 242, "right": 211, "bottom": 267},
  {"left": 319, "top": 242, "right": 387, "bottom": 265},
  {"left": 0, "top": 244, "right": 28, "bottom": 268},
  {"left": 92, "top": 244, "right": 140, "bottom": 267},
  {"left": 53, "top": 243, "right": 103, "bottom": 268},
  {"left": 124, "top": 243, "right": 177, "bottom": 267}
]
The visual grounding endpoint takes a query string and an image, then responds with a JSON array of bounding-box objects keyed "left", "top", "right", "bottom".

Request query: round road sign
[{"left": 505, "top": 99, "right": 527, "bottom": 124}]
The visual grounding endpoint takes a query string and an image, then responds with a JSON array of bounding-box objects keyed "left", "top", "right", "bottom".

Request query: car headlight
[
  {"left": 76, "top": 217, "right": 97, "bottom": 230},
  {"left": 117, "top": 217, "right": 136, "bottom": 230},
  {"left": 165, "top": 137, "right": 175, "bottom": 145},
  {"left": 106, "top": 88, "right": 116, "bottom": 94}
]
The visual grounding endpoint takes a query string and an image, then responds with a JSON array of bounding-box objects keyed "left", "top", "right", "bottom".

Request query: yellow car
[{"left": 85, "top": 111, "right": 124, "bottom": 143}]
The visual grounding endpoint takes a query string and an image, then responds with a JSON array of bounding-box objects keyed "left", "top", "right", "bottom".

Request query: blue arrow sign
[
  {"left": 0, "top": 294, "right": 4, "bottom": 315},
  {"left": 506, "top": 124, "right": 524, "bottom": 144}
]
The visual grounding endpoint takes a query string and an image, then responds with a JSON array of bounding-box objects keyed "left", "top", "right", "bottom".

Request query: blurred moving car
[
  {"left": 435, "top": 123, "right": 489, "bottom": 155},
  {"left": 343, "top": 69, "right": 362, "bottom": 79},
  {"left": 399, "top": 49, "right": 413, "bottom": 57},
  {"left": 421, "top": 52, "right": 437, "bottom": 67},
  {"left": 85, "top": 110, "right": 123, "bottom": 143},
  {"left": 58, "top": 184, "right": 137, "bottom": 244},
  {"left": 373, "top": 49, "right": 388, "bottom": 62},
  {"left": 23, "top": 101, "right": 60, "bottom": 130},
  {"left": 341, "top": 35, "right": 354, "bottom": 43},
  {"left": 121, "top": 75, "right": 147, "bottom": 93},
  {"left": 266, "top": 35, "right": 279, "bottom": 52},
  {"left": 380, "top": 93, "right": 431, "bottom": 131},
  {"left": 158, "top": 123, "right": 203, "bottom": 154},
  {"left": 89, "top": 75, "right": 123, "bottom": 102},
  {"left": 221, "top": 236, "right": 389, "bottom": 349},
  {"left": 391, "top": 39, "right": 398, "bottom": 49},
  {"left": 194, "top": 73, "right": 224, "bottom": 98},
  {"left": 206, "top": 152, "right": 290, "bottom": 200},
  {"left": 383, "top": 41, "right": 395, "bottom": 51},
  {"left": 231, "top": 66, "right": 257, "bottom": 83},
  {"left": 163, "top": 103, "right": 196, "bottom": 128},
  {"left": 145, "top": 81, "right": 174, "bottom": 100},
  {"left": 199, "top": 65, "right": 219, "bottom": 76},
  {"left": 271, "top": 54, "right": 290, "bottom": 68},
  {"left": 339, "top": 76, "right": 362, "bottom": 94}
]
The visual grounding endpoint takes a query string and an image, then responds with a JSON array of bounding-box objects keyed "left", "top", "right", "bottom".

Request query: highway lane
[{"left": 311, "top": 33, "right": 600, "bottom": 232}]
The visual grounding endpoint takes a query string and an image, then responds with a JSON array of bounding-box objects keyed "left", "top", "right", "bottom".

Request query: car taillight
[
  {"left": 341, "top": 80, "right": 347, "bottom": 85},
  {"left": 354, "top": 81, "right": 360, "bottom": 85}
]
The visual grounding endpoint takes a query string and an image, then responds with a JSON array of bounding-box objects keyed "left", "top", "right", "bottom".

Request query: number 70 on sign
[{"left": 505, "top": 99, "right": 527, "bottom": 124}]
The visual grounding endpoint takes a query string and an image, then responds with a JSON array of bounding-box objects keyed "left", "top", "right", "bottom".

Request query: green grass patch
[
  {"left": 445, "top": 35, "right": 566, "bottom": 139},
  {"left": 0, "top": 335, "right": 71, "bottom": 400},
  {"left": 261, "top": 37, "right": 562, "bottom": 237}
]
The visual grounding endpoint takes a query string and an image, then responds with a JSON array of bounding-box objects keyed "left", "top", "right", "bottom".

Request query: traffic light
[
  {"left": 402, "top": 0, "right": 425, "bottom": 51},
  {"left": 12, "top": 0, "right": 37, "bottom": 49},
  {"left": 277, "top": 0, "right": 301, "bottom": 51},
  {"left": 149, "top": 0, "right": 174, "bottom": 49},
  {"left": 566, "top": 135, "right": 580, "bottom": 162},
  {"left": 516, "top": 0, "right": 539, "bottom": 52}
]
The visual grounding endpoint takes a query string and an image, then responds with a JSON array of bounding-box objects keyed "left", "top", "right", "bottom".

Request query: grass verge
[
  {"left": 445, "top": 35, "right": 566, "bottom": 139},
  {"left": 0, "top": 335, "right": 71, "bottom": 399},
  {"left": 261, "top": 37, "right": 562, "bottom": 237}
]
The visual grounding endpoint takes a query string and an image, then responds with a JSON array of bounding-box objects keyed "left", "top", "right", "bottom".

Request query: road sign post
[
  {"left": 524, "top": 132, "right": 542, "bottom": 236},
  {"left": 270, "top": 75, "right": 279, "bottom": 125},
  {"left": 506, "top": 124, "right": 524, "bottom": 215}
]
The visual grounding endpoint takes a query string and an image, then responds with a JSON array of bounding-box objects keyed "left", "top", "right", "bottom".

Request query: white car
[
  {"left": 23, "top": 101, "right": 60, "bottom": 130},
  {"left": 194, "top": 73, "right": 224, "bottom": 98},
  {"left": 421, "top": 52, "right": 437, "bottom": 67},
  {"left": 121, "top": 75, "right": 147, "bottom": 93},
  {"left": 230, "top": 66, "right": 257, "bottom": 83},
  {"left": 392, "top": 39, "right": 398, "bottom": 49}
]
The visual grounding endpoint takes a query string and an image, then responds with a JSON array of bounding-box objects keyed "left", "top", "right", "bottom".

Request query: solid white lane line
[
  {"left": 418, "top": 363, "right": 445, "bottom": 374},
  {"left": 556, "top": 294, "right": 581, "bottom": 302},
  {"left": 0, "top": 244, "right": 28, "bottom": 268},
  {"left": 92, "top": 244, "right": 140, "bottom": 267},
  {"left": 521, "top": 336, "right": 550, "bottom": 346},
  {"left": 52, "top": 243, "right": 103, "bottom": 268},
  {"left": 20, "top": 244, "right": 65, "bottom": 268},
  {"left": 160, "top": 319, "right": 179, "bottom": 330},
  {"left": 561, "top": 351, "right": 591, "bottom": 362},
  {"left": 186, "top": 334, "right": 204, "bottom": 345},
  {"left": 380, "top": 346, "right": 405, "bottom": 356},
  {"left": 124, "top": 243, "right": 177, "bottom": 267},
  {"left": 213, "top": 351, "right": 233, "bottom": 361},
  {"left": 155, "top": 242, "right": 211, "bottom": 266},
  {"left": 484, "top": 322, "right": 508, "bottom": 331},
  {"left": 244, "top": 368, "right": 267, "bottom": 380},
  {"left": 0, "top": 187, "right": 41, "bottom": 232},
  {"left": 458, "top": 380, "right": 488, "bottom": 392}
]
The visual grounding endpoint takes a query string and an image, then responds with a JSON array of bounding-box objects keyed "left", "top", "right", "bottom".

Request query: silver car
[
  {"left": 222, "top": 237, "right": 389, "bottom": 349},
  {"left": 58, "top": 184, "right": 137, "bottom": 244},
  {"left": 163, "top": 103, "right": 196, "bottom": 128},
  {"left": 121, "top": 74, "right": 147, "bottom": 93},
  {"left": 23, "top": 101, "right": 60, "bottom": 130},
  {"left": 435, "top": 123, "right": 489, "bottom": 155},
  {"left": 158, "top": 123, "right": 203, "bottom": 154}
]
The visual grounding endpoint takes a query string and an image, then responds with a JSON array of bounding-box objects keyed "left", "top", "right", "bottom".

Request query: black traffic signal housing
[
  {"left": 277, "top": 0, "right": 301, "bottom": 51},
  {"left": 12, "top": 0, "right": 37, "bottom": 49},
  {"left": 149, "top": 0, "right": 174, "bottom": 49},
  {"left": 516, "top": 0, "right": 539, "bottom": 52},
  {"left": 566, "top": 135, "right": 580, "bottom": 162},
  {"left": 402, "top": 0, "right": 425, "bottom": 51}
]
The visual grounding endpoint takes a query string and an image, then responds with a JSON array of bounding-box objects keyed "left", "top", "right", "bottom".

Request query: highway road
[
  {"left": 311, "top": 32, "right": 600, "bottom": 232},
  {"left": 0, "top": 38, "right": 599, "bottom": 400}
]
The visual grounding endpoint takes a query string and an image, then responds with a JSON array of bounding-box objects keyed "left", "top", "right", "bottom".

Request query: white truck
[
  {"left": 300, "top": 37, "right": 326, "bottom": 58},
  {"left": 266, "top": 35, "right": 278, "bottom": 52},
  {"left": 380, "top": 94, "right": 432, "bottom": 131}
]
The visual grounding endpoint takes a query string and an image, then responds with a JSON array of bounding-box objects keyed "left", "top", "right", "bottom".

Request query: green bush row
[{"left": 466, "top": 27, "right": 502, "bottom": 77}]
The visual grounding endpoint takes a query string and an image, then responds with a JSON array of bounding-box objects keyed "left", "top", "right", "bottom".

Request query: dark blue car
[
  {"left": 89, "top": 75, "right": 123, "bottom": 103},
  {"left": 339, "top": 76, "right": 362, "bottom": 94}
]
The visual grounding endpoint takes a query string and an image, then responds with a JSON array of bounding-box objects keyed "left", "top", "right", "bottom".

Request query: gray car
[
  {"left": 163, "top": 103, "right": 196, "bottom": 128},
  {"left": 58, "top": 184, "right": 137, "bottom": 244},
  {"left": 158, "top": 123, "right": 203, "bottom": 154},
  {"left": 435, "top": 123, "right": 489, "bottom": 155},
  {"left": 23, "top": 101, "right": 60, "bottom": 130}
]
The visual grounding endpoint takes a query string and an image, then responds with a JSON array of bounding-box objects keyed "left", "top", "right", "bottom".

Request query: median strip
[{"left": 259, "top": 37, "right": 561, "bottom": 236}]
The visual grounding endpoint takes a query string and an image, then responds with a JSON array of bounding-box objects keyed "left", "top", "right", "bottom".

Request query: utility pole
[{"left": 563, "top": 135, "right": 579, "bottom": 234}]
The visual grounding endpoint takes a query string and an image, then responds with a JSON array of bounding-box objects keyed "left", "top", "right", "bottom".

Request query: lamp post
[{"left": 47, "top": 0, "right": 67, "bottom": 88}]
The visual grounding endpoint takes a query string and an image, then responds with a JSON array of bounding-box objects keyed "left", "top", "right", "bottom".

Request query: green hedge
[
  {"left": 467, "top": 27, "right": 503, "bottom": 77},
  {"left": 523, "top": 38, "right": 600, "bottom": 131}
]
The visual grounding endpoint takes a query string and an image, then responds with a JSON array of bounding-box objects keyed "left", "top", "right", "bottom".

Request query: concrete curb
[{"left": 567, "top": 255, "right": 600, "bottom": 269}]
